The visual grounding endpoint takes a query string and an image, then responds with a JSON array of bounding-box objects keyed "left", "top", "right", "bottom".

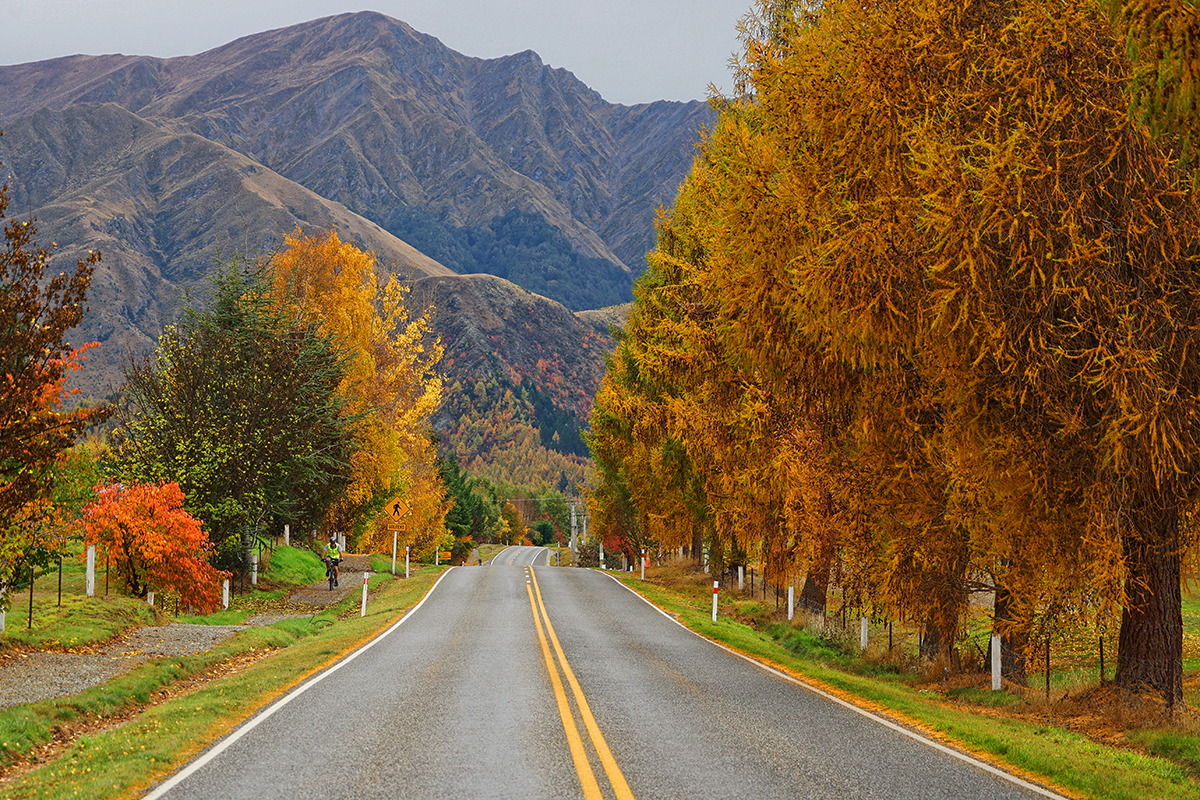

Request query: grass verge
[
  {"left": 0, "top": 566, "right": 446, "bottom": 800},
  {"left": 0, "top": 596, "right": 156, "bottom": 654},
  {"left": 612, "top": 571, "right": 1199, "bottom": 800}
]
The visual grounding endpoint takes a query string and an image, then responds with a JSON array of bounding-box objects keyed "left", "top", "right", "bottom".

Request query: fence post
[
  {"left": 991, "top": 634, "right": 1002, "bottom": 691},
  {"left": 860, "top": 616, "right": 869, "bottom": 651},
  {"left": 712, "top": 581, "right": 719, "bottom": 622},
  {"left": 86, "top": 545, "right": 95, "bottom": 597},
  {"left": 788, "top": 585, "right": 794, "bottom": 621}
]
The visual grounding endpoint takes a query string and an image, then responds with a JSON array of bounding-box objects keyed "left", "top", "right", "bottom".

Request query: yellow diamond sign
[{"left": 387, "top": 497, "right": 410, "bottom": 518}]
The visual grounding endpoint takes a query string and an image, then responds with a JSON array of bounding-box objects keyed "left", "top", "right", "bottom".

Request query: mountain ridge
[{"left": 0, "top": 12, "right": 708, "bottom": 490}]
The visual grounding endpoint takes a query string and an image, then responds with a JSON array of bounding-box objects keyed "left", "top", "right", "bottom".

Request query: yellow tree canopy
[{"left": 271, "top": 229, "right": 444, "bottom": 550}]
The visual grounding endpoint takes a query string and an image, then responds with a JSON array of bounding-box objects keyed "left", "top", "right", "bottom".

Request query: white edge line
[
  {"left": 142, "top": 567, "right": 458, "bottom": 800},
  {"left": 598, "top": 571, "right": 1070, "bottom": 800}
]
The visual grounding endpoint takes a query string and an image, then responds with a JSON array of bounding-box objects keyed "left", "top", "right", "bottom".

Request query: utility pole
[{"left": 570, "top": 503, "right": 578, "bottom": 553}]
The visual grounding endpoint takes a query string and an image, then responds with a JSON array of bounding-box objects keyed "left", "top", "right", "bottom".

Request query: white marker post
[
  {"left": 86, "top": 545, "right": 96, "bottom": 597},
  {"left": 712, "top": 581, "right": 719, "bottom": 622},
  {"left": 405, "top": 545, "right": 410, "bottom": 579},
  {"left": 788, "top": 585, "right": 794, "bottom": 621},
  {"left": 640, "top": 549, "right": 645, "bottom": 581},
  {"left": 860, "top": 616, "right": 869, "bottom": 651},
  {"left": 991, "top": 634, "right": 1002, "bottom": 691},
  {"left": 222, "top": 579, "right": 230, "bottom": 610},
  {"left": 738, "top": 565, "right": 744, "bottom": 591},
  {"left": 284, "top": 524, "right": 290, "bottom": 547},
  {"left": 360, "top": 572, "right": 370, "bottom": 617},
  {"left": 392, "top": 531, "right": 398, "bottom": 576},
  {"left": 147, "top": 591, "right": 155, "bottom": 607},
  {"left": 251, "top": 551, "right": 259, "bottom": 586}
]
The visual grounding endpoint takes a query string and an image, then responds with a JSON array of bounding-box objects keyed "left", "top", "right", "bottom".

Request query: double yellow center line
[{"left": 526, "top": 568, "right": 635, "bottom": 800}]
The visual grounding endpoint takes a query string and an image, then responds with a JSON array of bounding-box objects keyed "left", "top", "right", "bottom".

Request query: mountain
[
  {"left": 0, "top": 101, "right": 453, "bottom": 392},
  {"left": 0, "top": 12, "right": 709, "bottom": 488},
  {"left": 411, "top": 274, "right": 615, "bottom": 492},
  {"left": 0, "top": 11, "right": 712, "bottom": 310}
]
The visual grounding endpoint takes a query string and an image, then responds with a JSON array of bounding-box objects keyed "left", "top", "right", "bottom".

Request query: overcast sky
[{"left": 2, "top": 1, "right": 752, "bottom": 105}]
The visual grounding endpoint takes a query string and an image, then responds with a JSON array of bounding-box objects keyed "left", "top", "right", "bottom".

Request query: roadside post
[
  {"left": 222, "top": 579, "right": 230, "bottom": 610},
  {"left": 360, "top": 571, "right": 370, "bottom": 617},
  {"left": 860, "top": 616, "right": 869, "bottom": 651},
  {"left": 405, "top": 545, "right": 410, "bottom": 579},
  {"left": 712, "top": 581, "right": 719, "bottom": 622},
  {"left": 788, "top": 585, "right": 794, "bottom": 621},
  {"left": 251, "top": 551, "right": 259, "bottom": 586},
  {"left": 284, "top": 524, "right": 290, "bottom": 546},
  {"left": 391, "top": 530, "right": 398, "bottom": 575},
  {"left": 86, "top": 545, "right": 96, "bottom": 597},
  {"left": 738, "top": 565, "right": 744, "bottom": 591},
  {"left": 640, "top": 548, "right": 645, "bottom": 580},
  {"left": 991, "top": 634, "right": 1002, "bottom": 691}
]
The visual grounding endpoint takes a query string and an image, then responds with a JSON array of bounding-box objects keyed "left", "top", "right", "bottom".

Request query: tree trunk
[
  {"left": 1115, "top": 496, "right": 1183, "bottom": 705},
  {"left": 799, "top": 491, "right": 836, "bottom": 614},
  {"left": 799, "top": 565, "right": 829, "bottom": 615},
  {"left": 993, "top": 583, "right": 1027, "bottom": 685},
  {"left": 920, "top": 613, "right": 952, "bottom": 661}
]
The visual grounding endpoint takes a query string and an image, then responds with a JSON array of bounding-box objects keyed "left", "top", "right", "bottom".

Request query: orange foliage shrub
[{"left": 81, "top": 482, "right": 225, "bottom": 613}]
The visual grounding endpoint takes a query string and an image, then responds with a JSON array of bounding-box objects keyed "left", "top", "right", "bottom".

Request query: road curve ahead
[
  {"left": 144, "top": 565, "right": 1063, "bottom": 800},
  {"left": 489, "top": 545, "right": 552, "bottom": 566}
]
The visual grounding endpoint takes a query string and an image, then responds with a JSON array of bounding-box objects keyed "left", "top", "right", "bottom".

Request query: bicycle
[{"left": 325, "top": 557, "right": 341, "bottom": 591}]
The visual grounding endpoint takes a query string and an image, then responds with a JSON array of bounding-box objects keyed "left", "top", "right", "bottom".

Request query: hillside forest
[
  {"left": 587, "top": 0, "right": 1200, "bottom": 706},
  {"left": 0, "top": 218, "right": 579, "bottom": 611}
]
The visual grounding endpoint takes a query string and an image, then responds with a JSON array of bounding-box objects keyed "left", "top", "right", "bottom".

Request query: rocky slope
[
  {"left": 0, "top": 12, "right": 703, "bottom": 480},
  {"left": 0, "top": 11, "right": 712, "bottom": 308}
]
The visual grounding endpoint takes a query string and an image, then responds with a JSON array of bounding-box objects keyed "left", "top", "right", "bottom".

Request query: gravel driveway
[
  {"left": 0, "top": 624, "right": 245, "bottom": 709},
  {"left": 0, "top": 554, "right": 375, "bottom": 710}
]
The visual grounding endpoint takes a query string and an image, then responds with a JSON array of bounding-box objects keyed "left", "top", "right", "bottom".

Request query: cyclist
[{"left": 323, "top": 535, "right": 342, "bottom": 588}]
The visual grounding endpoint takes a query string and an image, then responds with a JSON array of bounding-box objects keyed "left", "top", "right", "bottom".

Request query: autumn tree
[
  {"left": 80, "top": 482, "right": 225, "bottom": 612},
  {"left": 269, "top": 230, "right": 445, "bottom": 552},
  {"left": 702, "top": 0, "right": 1200, "bottom": 700},
  {"left": 0, "top": 171, "right": 111, "bottom": 587},
  {"left": 115, "top": 258, "right": 359, "bottom": 574}
]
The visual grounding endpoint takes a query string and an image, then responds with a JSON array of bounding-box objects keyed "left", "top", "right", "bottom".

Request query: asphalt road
[{"left": 144, "top": 550, "right": 1063, "bottom": 799}]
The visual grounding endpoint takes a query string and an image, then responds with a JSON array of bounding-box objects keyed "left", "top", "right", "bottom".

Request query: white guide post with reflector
[
  {"left": 712, "top": 581, "right": 719, "bottom": 622},
  {"left": 991, "top": 634, "right": 1002, "bottom": 691},
  {"left": 361, "top": 571, "right": 370, "bottom": 617}
]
